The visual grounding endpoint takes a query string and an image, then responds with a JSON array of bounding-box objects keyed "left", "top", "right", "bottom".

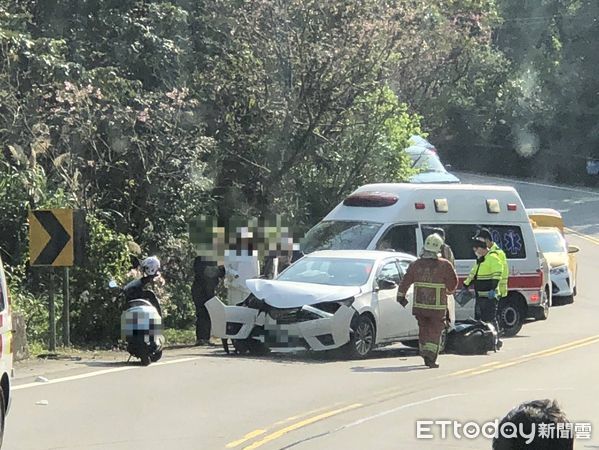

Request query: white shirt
[{"left": 224, "top": 250, "right": 260, "bottom": 305}]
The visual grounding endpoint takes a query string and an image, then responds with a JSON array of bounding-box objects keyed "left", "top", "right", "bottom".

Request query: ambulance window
[
  {"left": 483, "top": 225, "right": 527, "bottom": 259},
  {"left": 376, "top": 224, "right": 418, "bottom": 256},
  {"left": 301, "top": 221, "right": 383, "bottom": 253},
  {"left": 421, "top": 224, "right": 527, "bottom": 260}
]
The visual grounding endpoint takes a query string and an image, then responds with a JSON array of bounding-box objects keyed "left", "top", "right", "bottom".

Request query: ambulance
[
  {"left": 300, "top": 183, "right": 551, "bottom": 336},
  {"left": 0, "top": 256, "right": 13, "bottom": 446}
]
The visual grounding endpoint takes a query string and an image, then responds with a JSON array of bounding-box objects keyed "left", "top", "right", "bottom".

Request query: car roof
[
  {"left": 526, "top": 208, "right": 562, "bottom": 218},
  {"left": 306, "top": 250, "right": 415, "bottom": 261},
  {"left": 353, "top": 182, "right": 516, "bottom": 194},
  {"left": 404, "top": 146, "right": 437, "bottom": 156},
  {"left": 533, "top": 227, "right": 563, "bottom": 235}
]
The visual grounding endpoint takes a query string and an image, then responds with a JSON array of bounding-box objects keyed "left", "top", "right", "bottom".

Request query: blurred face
[{"left": 473, "top": 246, "right": 488, "bottom": 258}]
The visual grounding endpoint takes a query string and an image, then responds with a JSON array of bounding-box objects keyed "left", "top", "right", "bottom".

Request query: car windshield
[
  {"left": 535, "top": 231, "right": 566, "bottom": 253},
  {"left": 409, "top": 151, "right": 446, "bottom": 172},
  {"left": 301, "top": 221, "right": 383, "bottom": 253},
  {"left": 277, "top": 257, "right": 374, "bottom": 286}
]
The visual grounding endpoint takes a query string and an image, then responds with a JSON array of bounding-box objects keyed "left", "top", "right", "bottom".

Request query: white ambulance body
[{"left": 301, "top": 183, "right": 551, "bottom": 336}]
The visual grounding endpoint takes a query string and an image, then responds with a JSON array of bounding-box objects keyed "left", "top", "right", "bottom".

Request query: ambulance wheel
[
  {"left": 498, "top": 298, "right": 523, "bottom": 337},
  {"left": 439, "top": 328, "right": 448, "bottom": 353},
  {"left": 0, "top": 388, "right": 5, "bottom": 447},
  {"left": 345, "top": 314, "right": 375, "bottom": 359}
]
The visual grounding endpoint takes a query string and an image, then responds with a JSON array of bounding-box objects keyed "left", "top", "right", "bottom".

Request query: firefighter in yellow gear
[{"left": 397, "top": 234, "right": 458, "bottom": 368}]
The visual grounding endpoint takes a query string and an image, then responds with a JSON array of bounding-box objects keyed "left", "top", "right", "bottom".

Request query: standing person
[
  {"left": 475, "top": 228, "right": 509, "bottom": 301},
  {"left": 262, "top": 244, "right": 293, "bottom": 279},
  {"left": 191, "top": 256, "right": 225, "bottom": 346},
  {"left": 432, "top": 227, "right": 455, "bottom": 267},
  {"left": 463, "top": 238, "right": 503, "bottom": 341},
  {"left": 422, "top": 227, "right": 454, "bottom": 266},
  {"left": 396, "top": 234, "right": 458, "bottom": 368},
  {"left": 266, "top": 234, "right": 294, "bottom": 278},
  {"left": 224, "top": 228, "right": 261, "bottom": 305}
]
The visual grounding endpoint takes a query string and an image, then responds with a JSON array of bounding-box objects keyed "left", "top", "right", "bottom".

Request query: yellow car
[{"left": 527, "top": 209, "right": 579, "bottom": 302}]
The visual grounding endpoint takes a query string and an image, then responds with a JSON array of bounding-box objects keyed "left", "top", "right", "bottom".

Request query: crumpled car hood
[{"left": 246, "top": 279, "right": 362, "bottom": 309}]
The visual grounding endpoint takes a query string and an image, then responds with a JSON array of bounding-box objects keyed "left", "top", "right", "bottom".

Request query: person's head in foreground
[{"left": 492, "top": 399, "right": 574, "bottom": 450}]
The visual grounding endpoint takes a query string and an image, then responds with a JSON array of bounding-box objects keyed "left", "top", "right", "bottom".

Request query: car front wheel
[{"left": 346, "top": 315, "right": 375, "bottom": 359}]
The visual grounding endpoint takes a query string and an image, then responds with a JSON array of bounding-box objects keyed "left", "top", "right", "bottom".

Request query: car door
[
  {"left": 396, "top": 259, "right": 420, "bottom": 336},
  {"left": 374, "top": 259, "right": 416, "bottom": 341}
]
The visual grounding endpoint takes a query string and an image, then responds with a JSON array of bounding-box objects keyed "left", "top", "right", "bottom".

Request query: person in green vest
[
  {"left": 463, "top": 238, "right": 503, "bottom": 348},
  {"left": 475, "top": 228, "right": 509, "bottom": 300}
]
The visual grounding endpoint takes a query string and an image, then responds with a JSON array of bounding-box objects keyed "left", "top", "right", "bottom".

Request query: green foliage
[
  {"left": 287, "top": 86, "right": 423, "bottom": 223},
  {"left": 3, "top": 0, "right": 597, "bottom": 350},
  {"left": 163, "top": 328, "right": 196, "bottom": 347},
  {"left": 7, "top": 264, "right": 49, "bottom": 344},
  {"left": 69, "top": 215, "right": 131, "bottom": 344}
]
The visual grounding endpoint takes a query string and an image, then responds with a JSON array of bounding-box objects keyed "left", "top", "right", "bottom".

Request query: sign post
[
  {"left": 48, "top": 269, "right": 56, "bottom": 352},
  {"left": 62, "top": 267, "right": 70, "bottom": 346},
  {"left": 29, "top": 209, "right": 81, "bottom": 351}
]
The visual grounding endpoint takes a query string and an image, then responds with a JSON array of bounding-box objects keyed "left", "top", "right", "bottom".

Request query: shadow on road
[
  {"left": 351, "top": 365, "right": 427, "bottom": 373},
  {"left": 197, "top": 345, "right": 421, "bottom": 365},
  {"left": 76, "top": 360, "right": 131, "bottom": 368}
]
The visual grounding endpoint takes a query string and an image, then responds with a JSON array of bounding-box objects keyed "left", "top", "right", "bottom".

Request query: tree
[{"left": 192, "top": 0, "right": 425, "bottom": 223}]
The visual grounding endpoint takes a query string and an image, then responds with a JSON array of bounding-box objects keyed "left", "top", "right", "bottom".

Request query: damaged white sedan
[{"left": 206, "top": 250, "right": 455, "bottom": 358}]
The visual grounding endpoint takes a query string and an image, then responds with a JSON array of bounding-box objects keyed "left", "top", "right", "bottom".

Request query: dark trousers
[
  {"left": 192, "top": 284, "right": 213, "bottom": 341},
  {"left": 475, "top": 297, "right": 498, "bottom": 330}
]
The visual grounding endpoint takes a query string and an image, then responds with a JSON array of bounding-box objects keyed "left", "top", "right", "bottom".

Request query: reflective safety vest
[
  {"left": 464, "top": 252, "right": 502, "bottom": 299},
  {"left": 398, "top": 258, "right": 458, "bottom": 313},
  {"left": 489, "top": 243, "right": 509, "bottom": 298},
  {"left": 413, "top": 281, "right": 450, "bottom": 310}
]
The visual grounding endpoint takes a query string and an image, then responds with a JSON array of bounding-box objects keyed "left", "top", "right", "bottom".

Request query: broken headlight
[{"left": 310, "top": 297, "right": 355, "bottom": 314}]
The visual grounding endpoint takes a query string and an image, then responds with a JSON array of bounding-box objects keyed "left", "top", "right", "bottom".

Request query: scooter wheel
[{"left": 150, "top": 350, "right": 163, "bottom": 362}]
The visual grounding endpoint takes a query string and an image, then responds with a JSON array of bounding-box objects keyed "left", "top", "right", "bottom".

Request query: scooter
[{"left": 109, "top": 278, "right": 165, "bottom": 366}]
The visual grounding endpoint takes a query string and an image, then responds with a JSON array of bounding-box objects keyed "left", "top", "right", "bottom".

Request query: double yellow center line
[
  {"left": 449, "top": 334, "right": 599, "bottom": 378},
  {"left": 227, "top": 334, "right": 599, "bottom": 449},
  {"left": 565, "top": 227, "right": 599, "bottom": 245}
]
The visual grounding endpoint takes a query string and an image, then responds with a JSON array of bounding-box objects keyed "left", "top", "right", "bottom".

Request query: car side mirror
[
  {"left": 377, "top": 279, "right": 397, "bottom": 290},
  {"left": 568, "top": 245, "right": 580, "bottom": 254}
]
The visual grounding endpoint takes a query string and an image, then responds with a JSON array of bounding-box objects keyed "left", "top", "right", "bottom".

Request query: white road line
[
  {"left": 336, "top": 394, "right": 463, "bottom": 430},
  {"left": 456, "top": 172, "right": 599, "bottom": 196},
  {"left": 514, "top": 388, "right": 574, "bottom": 392},
  {"left": 13, "top": 356, "right": 203, "bottom": 391}
]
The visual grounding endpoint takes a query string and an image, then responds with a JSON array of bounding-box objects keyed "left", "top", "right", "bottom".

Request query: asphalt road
[{"left": 5, "top": 176, "right": 599, "bottom": 450}]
